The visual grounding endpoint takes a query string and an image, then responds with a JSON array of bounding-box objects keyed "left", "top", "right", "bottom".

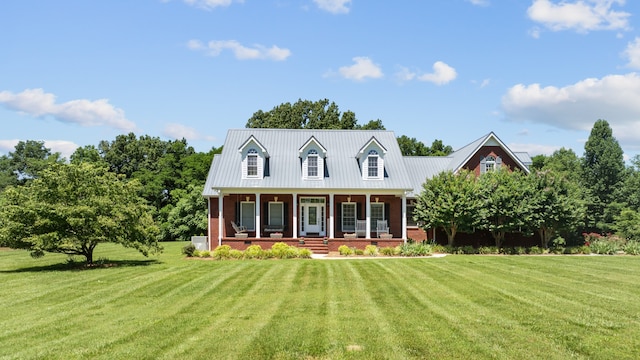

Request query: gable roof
[
  {"left": 203, "top": 129, "right": 412, "bottom": 195},
  {"left": 298, "top": 135, "right": 327, "bottom": 156},
  {"left": 204, "top": 129, "right": 532, "bottom": 198},
  {"left": 238, "top": 135, "right": 269, "bottom": 157},
  {"left": 356, "top": 136, "right": 387, "bottom": 157},
  {"left": 402, "top": 132, "right": 531, "bottom": 197}
]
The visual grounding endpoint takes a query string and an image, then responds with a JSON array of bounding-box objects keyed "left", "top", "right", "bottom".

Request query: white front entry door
[{"left": 302, "top": 204, "right": 324, "bottom": 235}]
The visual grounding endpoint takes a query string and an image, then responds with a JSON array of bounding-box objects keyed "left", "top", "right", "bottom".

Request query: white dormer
[
  {"left": 238, "top": 135, "right": 269, "bottom": 180},
  {"left": 356, "top": 137, "right": 386, "bottom": 180},
  {"left": 299, "top": 136, "right": 327, "bottom": 180}
]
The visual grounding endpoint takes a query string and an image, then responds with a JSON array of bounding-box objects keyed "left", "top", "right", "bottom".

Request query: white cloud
[
  {"left": 163, "top": 123, "right": 215, "bottom": 141},
  {"left": 467, "top": 0, "right": 490, "bottom": 6},
  {"left": 0, "top": 139, "right": 78, "bottom": 159},
  {"left": 0, "top": 88, "right": 136, "bottom": 131},
  {"left": 527, "top": 0, "right": 630, "bottom": 34},
  {"left": 188, "top": 39, "right": 291, "bottom": 61},
  {"left": 338, "top": 57, "right": 383, "bottom": 81},
  {"left": 182, "top": 0, "right": 243, "bottom": 10},
  {"left": 501, "top": 73, "right": 640, "bottom": 148},
  {"left": 623, "top": 37, "right": 640, "bottom": 69},
  {"left": 394, "top": 66, "right": 416, "bottom": 82},
  {"left": 417, "top": 61, "right": 457, "bottom": 85},
  {"left": 313, "top": 0, "right": 351, "bottom": 14},
  {"left": 508, "top": 142, "right": 561, "bottom": 156}
]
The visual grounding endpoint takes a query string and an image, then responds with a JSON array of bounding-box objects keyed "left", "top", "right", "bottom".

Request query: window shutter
[
  {"left": 235, "top": 201, "right": 240, "bottom": 222},
  {"left": 496, "top": 156, "right": 502, "bottom": 170},
  {"left": 302, "top": 157, "right": 308, "bottom": 179},
  {"left": 362, "top": 156, "right": 368, "bottom": 180},
  {"left": 480, "top": 156, "right": 486, "bottom": 174},
  {"left": 337, "top": 203, "right": 342, "bottom": 229},
  {"left": 318, "top": 156, "right": 324, "bottom": 177},
  {"left": 263, "top": 202, "right": 268, "bottom": 226},
  {"left": 384, "top": 203, "right": 390, "bottom": 222},
  {"left": 241, "top": 157, "right": 248, "bottom": 178},
  {"left": 257, "top": 156, "right": 264, "bottom": 179},
  {"left": 378, "top": 158, "right": 384, "bottom": 180},
  {"left": 284, "top": 203, "right": 289, "bottom": 227}
]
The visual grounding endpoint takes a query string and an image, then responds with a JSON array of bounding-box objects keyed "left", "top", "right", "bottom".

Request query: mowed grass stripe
[
  {"left": 371, "top": 259, "right": 575, "bottom": 359},
  {"left": 88, "top": 261, "right": 286, "bottom": 360},
  {"left": 3, "top": 262, "right": 247, "bottom": 359},
  {"left": 427, "top": 257, "right": 640, "bottom": 358}
]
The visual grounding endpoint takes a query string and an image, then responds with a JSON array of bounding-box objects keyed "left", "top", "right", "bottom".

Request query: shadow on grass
[{"left": 0, "top": 259, "right": 161, "bottom": 273}]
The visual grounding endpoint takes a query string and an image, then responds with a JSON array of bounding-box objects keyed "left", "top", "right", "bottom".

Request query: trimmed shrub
[
  {"left": 244, "top": 245, "right": 264, "bottom": 259},
  {"left": 271, "top": 242, "right": 298, "bottom": 259},
  {"left": 229, "top": 249, "right": 243, "bottom": 259},
  {"left": 354, "top": 248, "right": 364, "bottom": 255},
  {"left": 199, "top": 250, "right": 211, "bottom": 258},
  {"left": 298, "top": 248, "right": 313, "bottom": 258},
  {"left": 182, "top": 243, "right": 196, "bottom": 257},
  {"left": 528, "top": 246, "right": 544, "bottom": 255},
  {"left": 478, "top": 246, "right": 499, "bottom": 255},
  {"left": 380, "top": 246, "right": 397, "bottom": 256},
  {"left": 398, "top": 243, "right": 432, "bottom": 257},
  {"left": 590, "top": 240, "right": 618, "bottom": 255},
  {"left": 364, "top": 245, "right": 379, "bottom": 256},
  {"left": 338, "top": 245, "right": 354, "bottom": 256},
  {"left": 212, "top": 245, "right": 232, "bottom": 260},
  {"left": 432, "top": 244, "right": 448, "bottom": 254},
  {"left": 623, "top": 240, "right": 640, "bottom": 255}
]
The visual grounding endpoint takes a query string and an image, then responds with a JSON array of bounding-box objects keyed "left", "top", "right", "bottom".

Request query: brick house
[{"left": 203, "top": 129, "right": 531, "bottom": 252}]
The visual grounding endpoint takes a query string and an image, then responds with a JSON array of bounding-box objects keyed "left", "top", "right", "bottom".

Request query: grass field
[{"left": 1, "top": 242, "right": 640, "bottom": 359}]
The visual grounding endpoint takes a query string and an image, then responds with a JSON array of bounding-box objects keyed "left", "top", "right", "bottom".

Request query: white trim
[
  {"left": 329, "top": 193, "right": 335, "bottom": 239},
  {"left": 402, "top": 194, "right": 407, "bottom": 242},
  {"left": 365, "top": 194, "right": 371, "bottom": 239},
  {"left": 293, "top": 194, "right": 298, "bottom": 238},
  {"left": 255, "top": 193, "right": 261, "bottom": 238},
  {"left": 217, "top": 196, "right": 223, "bottom": 247}
]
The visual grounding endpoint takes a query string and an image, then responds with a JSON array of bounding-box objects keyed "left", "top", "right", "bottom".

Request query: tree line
[{"left": 415, "top": 119, "right": 640, "bottom": 247}]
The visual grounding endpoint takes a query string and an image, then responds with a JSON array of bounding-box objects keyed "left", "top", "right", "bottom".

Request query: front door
[
  {"left": 300, "top": 197, "right": 325, "bottom": 236},
  {"left": 305, "top": 205, "right": 321, "bottom": 234}
]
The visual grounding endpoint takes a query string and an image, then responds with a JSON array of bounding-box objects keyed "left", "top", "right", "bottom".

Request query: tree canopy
[
  {"left": 413, "top": 170, "right": 480, "bottom": 246},
  {"left": 0, "top": 163, "right": 161, "bottom": 263},
  {"left": 581, "top": 119, "right": 626, "bottom": 232}
]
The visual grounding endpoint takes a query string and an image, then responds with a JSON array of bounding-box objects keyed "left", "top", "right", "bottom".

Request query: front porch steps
[{"left": 299, "top": 239, "right": 328, "bottom": 255}]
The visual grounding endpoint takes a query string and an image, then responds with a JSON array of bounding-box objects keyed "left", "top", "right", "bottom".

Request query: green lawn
[{"left": 1, "top": 243, "right": 640, "bottom": 359}]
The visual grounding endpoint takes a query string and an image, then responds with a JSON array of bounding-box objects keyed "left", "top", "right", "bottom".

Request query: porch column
[
  {"left": 255, "top": 193, "right": 261, "bottom": 238},
  {"left": 402, "top": 193, "right": 407, "bottom": 244},
  {"left": 366, "top": 194, "right": 371, "bottom": 239},
  {"left": 218, "top": 195, "right": 223, "bottom": 247},
  {"left": 293, "top": 193, "right": 298, "bottom": 238},
  {"left": 329, "top": 193, "right": 334, "bottom": 239}
]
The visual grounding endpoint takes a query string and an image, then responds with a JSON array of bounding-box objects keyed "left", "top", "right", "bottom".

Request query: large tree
[
  {"left": 160, "top": 184, "right": 208, "bottom": 242},
  {"left": 524, "top": 170, "right": 584, "bottom": 248},
  {"left": 397, "top": 136, "right": 453, "bottom": 156},
  {"left": 413, "top": 170, "right": 480, "bottom": 246},
  {"left": 246, "top": 99, "right": 360, "bottom": 129},
  {"left": 581, "top": 119, "right": 626, "bottom": 232},
  {"left": 0, "top": 163, "right": 161, "bottom": 263},
  {"left": 477, "top": 169, "right": 528, "bottom": 248}
]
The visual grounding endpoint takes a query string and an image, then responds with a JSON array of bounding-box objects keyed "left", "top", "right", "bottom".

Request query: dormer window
[
  {"left": 357, "top": 136, "right": 386, "bottom": 181},
  {"left": 300, "top": 137, "right": 326, "bottom": 180},
  {"left": 307, "top": 149, "right": 318, "bottom": 178},
  {"left": 368, "top": 150, "right": 379, "bottom": 178},
  {"left": 239, "top": 135, "right": 268, "bottom": 180},
  {"left": 247, "top": 149, "right": 258, "bottom": 177}
]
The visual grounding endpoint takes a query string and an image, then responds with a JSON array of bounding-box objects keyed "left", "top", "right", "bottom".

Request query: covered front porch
[{"left": 208, "top": 191, "right": 409, "bottom": 250}]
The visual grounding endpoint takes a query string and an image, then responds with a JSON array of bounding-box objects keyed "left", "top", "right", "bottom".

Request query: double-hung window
[
  {"left": 342, "top": 203, "right": 356, "bottom": 232},
  {"left": 371, "top": 203, "right": 384, "bottom": 225},
  {"left": 247, "top": 149, "right": 258, "bottom": 177},
  {"left": 367, "top": 150, "right": 378, "bottom": 178},
  {"left": 268, "top": 202, "right": 284, "bottom": 227},
  {"left": 240, "top": 201, "right": 256, "bottom": 231},
  {"left": 307, "top": 149, "right": 318, "bottom": 178}
]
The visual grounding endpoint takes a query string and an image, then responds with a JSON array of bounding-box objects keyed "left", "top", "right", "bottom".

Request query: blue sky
[{"left": 2, "top": 0, "right": 640, "bottom": 161}]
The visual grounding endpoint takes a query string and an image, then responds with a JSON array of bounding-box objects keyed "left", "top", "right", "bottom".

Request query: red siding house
[{"left": 203, "top": 129, "right": 531, "bottom": 252}]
